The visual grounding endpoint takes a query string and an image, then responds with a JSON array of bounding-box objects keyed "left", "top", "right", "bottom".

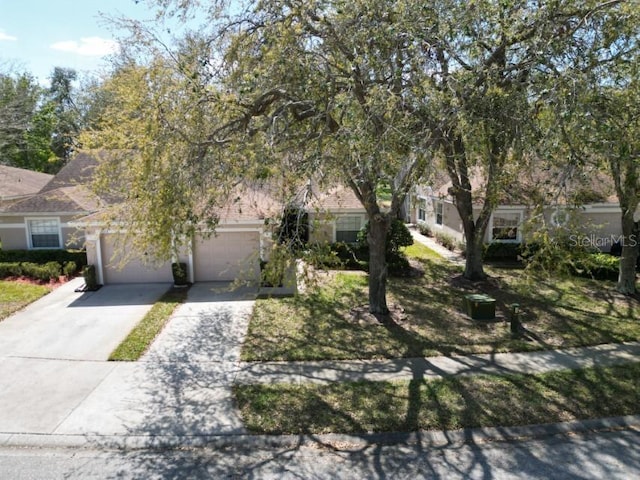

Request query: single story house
[
  {"left": 0, "top": 157, "right": 100, "bottom": 250},
  {"left": 1, "top": 150, "right": 369, "bottom": 284},
  {"left": 410, "top": 169, "right": 630, "bottom": 252}
]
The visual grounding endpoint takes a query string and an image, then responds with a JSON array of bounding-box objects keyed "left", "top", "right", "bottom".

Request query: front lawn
[
  {"left": 241, "top": 243, "right": 640, "bottom": 361},
  {"left": 235, "top": 362, "right": 640, "bottom": 434},
  {"left": 0, "top": 280, "right": 51, "bottom": 321}
]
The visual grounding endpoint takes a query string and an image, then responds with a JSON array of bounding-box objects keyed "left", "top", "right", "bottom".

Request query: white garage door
[
  {"left": 194, "top": 231, "right": 260, "bottom": 282},
  {"left": 101, "top": 234, "right": 173, "bottom": 284}
]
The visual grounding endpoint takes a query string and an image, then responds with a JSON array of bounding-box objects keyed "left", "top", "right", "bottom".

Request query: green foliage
[
  {"left": 572, "top": 253, "right": 620, "bottom": 281},
  {"left": 171, "top": 262, "right": 188, "bottom": 286},
  {"left": 0, "top": 263, "right": 22, "bottom": 278},
  {"left": 357, "top": 220, "right": 413, "bottom": 257},
  {"left": 83, "top": 264, "right": 98, "bottom": 290},
  {"left": 434, "top": 232, "right": 457, "bottom": 251},
  {"left": 0, "top": 249, "right": 86, "bottom": 266},
  {"left": 484, "top": 242, "right": 522, "bottom": 261},
  {"left": 109, "top": 287, "right": 189, "bottom": 361},
  {"left": 62, "top": 261, "right": 78, "bottom": 277},
  {"left": 417, "top": 223, "right": 433, "bottom": 237},
  {"left": 308, "top": 242, "right": 366, "bottom": 271},
  {"left": 0, "top": 262, "right": 61, "bottom": 281}
]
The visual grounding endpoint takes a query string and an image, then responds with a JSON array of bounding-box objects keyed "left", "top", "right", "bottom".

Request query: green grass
[
  {"left": 0, "top": 280, "right": 51, "bottom": 321},
  {"left": 109, "top": 286, "right": 189, "bottom": 361},
  {"left": 241, "top": 247, "right": 640, "bottom": 361},
  {"left": 234, "top": 362, "right": 640, "bottom": 434}
]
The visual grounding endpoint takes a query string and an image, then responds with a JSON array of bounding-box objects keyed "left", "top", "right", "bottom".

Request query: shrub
[
  {"left": 484, "top": 242, "right": 522, "bottom": 261},
  {"left": 434, "top": 232, "right": 457, "bottom": 251},
  {"left": 417, "top": 223, "right": 433, "bottom": 237},
  {"left": 0, "top": 249, "right": 86, "bottom": 267},
  {"left": 171, "top": 262, "right": 188, "bottom": 286},
  {"left": 62, "top": 261, "right": 78, "bottom": 277},
  {"left": 0, "top": 262, "right": 22, "bottom": 278},
  {"left": 19, "top": 262, "right": 61, "bottom": 282},
  {"left": 572, "top": 253, "right": 619, "bottom": 281},
  {"left": 357, "top": 219, "right": 414, "bottom": 256},
  {"left": 84, "top": 264, "right": 98, "bottom": 290}
]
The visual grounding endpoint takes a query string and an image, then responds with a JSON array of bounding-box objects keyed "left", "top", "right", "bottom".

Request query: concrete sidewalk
[
  {"left": 410, "top": 227, "right": 465, "bottom": 265},
  {"left": 234, "top": 341, "right": 640, "bottom": 385}
]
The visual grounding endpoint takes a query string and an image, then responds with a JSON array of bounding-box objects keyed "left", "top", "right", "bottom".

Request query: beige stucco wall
[{"left": 0, "top": 214, "right": 84, "bottom": 250}]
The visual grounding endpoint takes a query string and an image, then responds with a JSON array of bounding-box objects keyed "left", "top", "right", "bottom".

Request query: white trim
[
  {"left": 0, "top": 223, "right": 25, "bottom": 229},
  {"left": 25, "top": 217, "right": 63, "bottom": 249},
  {"left": 0, "top": 211, "right": 88, "bottom": 217},
  {"left": 188, "top": 240, "right": 195, "bottom": 284},
  {"left": 435, "top": 200, "right": 444, "bottom": 226},
  {"left": 96, "top": 230, "right": 104, "bottom": 285},
  {"left": 332, "top": 214, "right": 366, "bottom": 243},
  {"left": 488, "top": 210, "right": 524, "bottom": 243}
]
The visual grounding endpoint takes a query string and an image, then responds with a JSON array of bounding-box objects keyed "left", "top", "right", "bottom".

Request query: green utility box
[{"left": 464, "top": 294, "right": 496, "bottom": 320}]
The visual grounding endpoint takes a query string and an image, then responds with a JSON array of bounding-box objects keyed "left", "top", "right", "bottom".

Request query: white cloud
[
  {"left": 0, "top": 31, "right": 17, "bottom": 41},
  {"left": 50, "top": 36, "right": 119, "bottom": 56}
]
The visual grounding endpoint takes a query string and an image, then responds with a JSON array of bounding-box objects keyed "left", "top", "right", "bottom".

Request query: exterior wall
[
  {"left": 0, "top": 214, "right": 84, "bottom": 250},
  {"left": 419, "top": 199, "right": 465, "bottom": 242}
]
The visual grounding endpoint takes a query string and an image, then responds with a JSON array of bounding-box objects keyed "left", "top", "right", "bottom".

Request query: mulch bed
[{"left": 2, "top": 275, "right": 73, "bottom": 289}]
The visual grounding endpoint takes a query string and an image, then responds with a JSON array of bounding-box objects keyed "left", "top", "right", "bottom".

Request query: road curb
[{"left": 3, "top": 415, "right": 639, "bottom": 451}]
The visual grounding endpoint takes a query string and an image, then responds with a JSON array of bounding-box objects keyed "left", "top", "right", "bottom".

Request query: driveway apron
[
  {"left": 54, "top": 283, "right": 256, "bottom": 437},
  {"left": 0, "top": 279, "right": 170, "bottom": 434}
]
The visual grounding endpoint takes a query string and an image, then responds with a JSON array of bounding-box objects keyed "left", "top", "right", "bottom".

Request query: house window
[
  {"left": 28, "top": 219, "right": 61, "bottom": 249},
  {"left": 491, "top": 212, "right": 521, "bottom": 242},
  {"left": 335, "top": 215, "right": 363, "bottom": 243},
  {"left": 418, "top": 199, "right": 426, "bottom": 221},
  {"left": 435, "top": 201, "right": 443, "bottom": 225}
]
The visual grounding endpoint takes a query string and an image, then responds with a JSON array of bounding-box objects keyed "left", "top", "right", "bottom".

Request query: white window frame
[
  {"left": 435, "top": 201, "right": 444, "bottom": 226},
  {"left": 489, "top": 210, "right": 523, "bottom": 243},
  {"left": 333, "top": 214, "right": 365, "bottom": 243},
  {"left": 25, "top": 217, "right": 63, "bottom": 249},
  {"left": 417, "top": 198, "right": 427, "bottom": 222}
]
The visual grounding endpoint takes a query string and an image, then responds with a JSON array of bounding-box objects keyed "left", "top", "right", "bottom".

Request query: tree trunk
[
  {"left": 464, "top": 236, "right": 486, "bottom": 280},
  {"left": 368, "top": 214, "right": 390, "bottom": 314},
  {"left": 617, "top": 211, "right": 638, "bottom": 295},
  {"left": 456, "top": 194, "right": 487, "bottom": 280}
]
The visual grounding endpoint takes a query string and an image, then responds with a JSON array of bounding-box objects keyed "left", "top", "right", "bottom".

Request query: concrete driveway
[
  {"left": 0, "top": 281, "right": 256, "bottom": 440},
  {"left": 0, "top": 279, "right": 170, "bottom": 434}
]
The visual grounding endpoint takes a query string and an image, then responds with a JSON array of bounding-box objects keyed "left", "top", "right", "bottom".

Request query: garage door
[
  {"left": 194, "top": 231, "right": 260, "bottom": 282},
  {"left": 101, "top": 234, "right": 173, "bottom": 284}
]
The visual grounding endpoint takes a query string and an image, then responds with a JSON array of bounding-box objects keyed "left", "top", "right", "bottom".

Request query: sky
[{"left": 0, "top": 0, "right": 161, "bottom": 84}]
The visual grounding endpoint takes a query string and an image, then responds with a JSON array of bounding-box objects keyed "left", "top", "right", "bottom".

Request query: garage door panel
[
  {"left": 194, "top": 231, "right": 260, "bottom": 282},
  {"left": 101, "top": 234, "right": 172, "bottom": 284}
]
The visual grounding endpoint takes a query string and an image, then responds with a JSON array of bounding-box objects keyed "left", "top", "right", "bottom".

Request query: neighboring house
[
  {"left": 2, "top": 151, "right": 370, "bottom": 284},
  {"left": 0, "top": 158, "right": 101, "bottom": 250},
  {"left": 410, "top": 169, "right": 628, "bottom": 252},
  {"left": 305, "top": 183, "right": 368, "bottom": 244}
]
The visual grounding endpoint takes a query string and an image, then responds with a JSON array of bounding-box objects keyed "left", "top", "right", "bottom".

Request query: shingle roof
[
  {"left": 39, "top": 151, "right": 99, "bottom": 193},
  {"left": 0, "top": 185, "right": 103, "bottom": 214},
  {"left": 432, "top": 166, "right": 617, "bottom": 206},
  {"left": 0, "top": 165, "right": 53, "bottom": 199}
]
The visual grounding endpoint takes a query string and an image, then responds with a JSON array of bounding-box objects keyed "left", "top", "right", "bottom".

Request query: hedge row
[
  {"left": 0, "top": 261, "right": 81, "bottom": 282},
  {"left": 0, "top": 250, "right": 86, "bottom": 282},
  {"left": 0, "top": 249, "right": 86, "bottom": 266}
]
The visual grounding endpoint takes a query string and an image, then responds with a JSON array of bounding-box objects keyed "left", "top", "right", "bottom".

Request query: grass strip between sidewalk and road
[
  {"left": 0, "top": 280, "right": 51, "bottom": 322},
  {"left": 109, "top": 286, "right": 189, "bottom": 361},
  {"left": 234, "top": 362, "right": 640, "bottom": 435}
]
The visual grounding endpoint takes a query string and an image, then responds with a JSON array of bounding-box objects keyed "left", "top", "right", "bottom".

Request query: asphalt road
[{"left": 1, "top": 428, "right": 639, "bottom": 479}]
